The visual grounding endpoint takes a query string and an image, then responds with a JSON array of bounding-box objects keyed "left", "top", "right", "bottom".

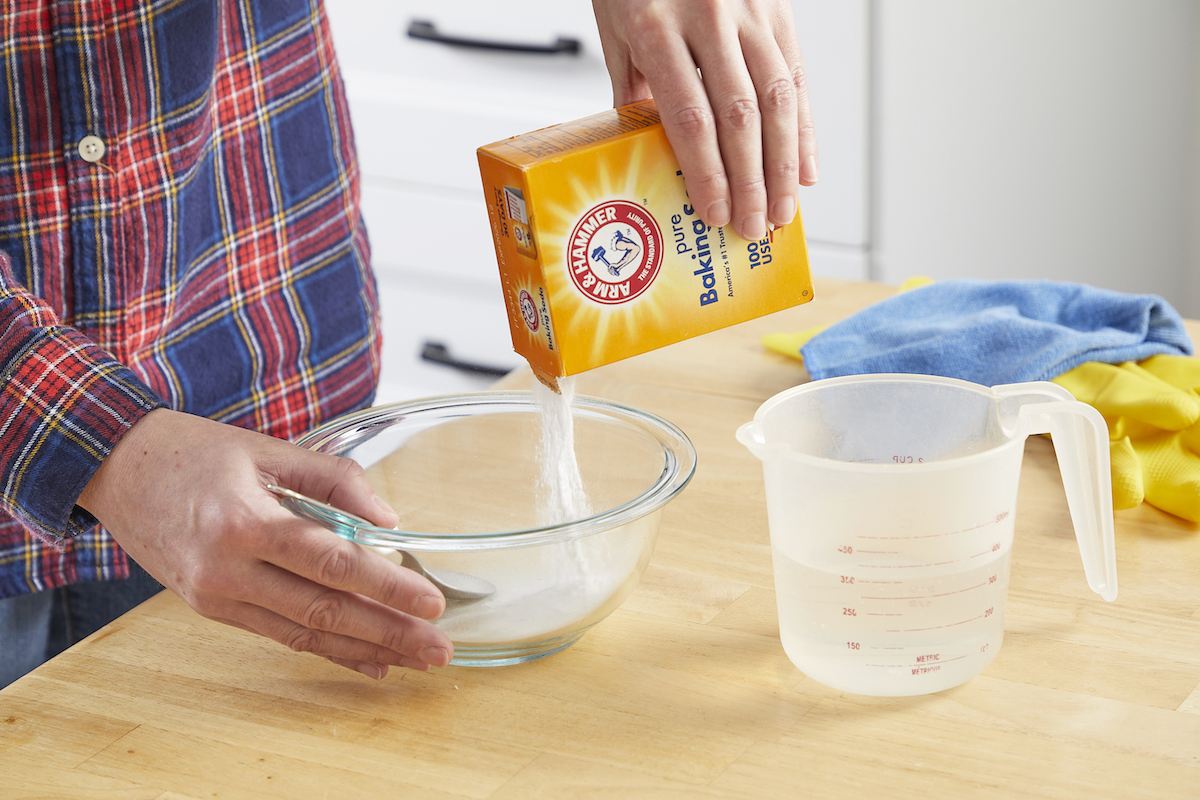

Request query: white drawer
[
  {"left": 361, "top": 183, "right": 498, "bottom": 285},
  {"left": 346, "top": 85, "right": 616, "bottom": 194},
  {"left": 374, "top": 269, "right": 523, "bottom": 404},
  {"left": 325, "top": 0, "right": 610, "bottom": 96},
  {"left": 326, "top": 0, "right": 614, "bottom": 193}
]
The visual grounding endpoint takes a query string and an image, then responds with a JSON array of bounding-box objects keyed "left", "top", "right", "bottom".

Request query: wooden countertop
[{"left": 3, "top": 278, "right": 1199, "bottom": 798}]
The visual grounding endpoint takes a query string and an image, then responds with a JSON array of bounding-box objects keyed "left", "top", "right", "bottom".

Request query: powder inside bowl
[
  {"left": 427, "top": 514, "right": 653, "bottom": 645},
  {"left": 429, "top": 375, "right": 643, "bottom": 645},
  {"left": 339, "top": 388, "right": 686, "bottom": 660}
]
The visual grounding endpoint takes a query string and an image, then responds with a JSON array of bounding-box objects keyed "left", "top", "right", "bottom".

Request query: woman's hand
[
  {"left": 78, "top": 408, "right": 454, "bottom": 679},
  {"left": 592, "top": 0, "right": 819, "bottom": 241}
]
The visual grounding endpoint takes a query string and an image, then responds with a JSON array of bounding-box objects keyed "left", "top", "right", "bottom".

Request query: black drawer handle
[
  {"left": 407, "top": 19, "right": 580, "bottom": 55},
  {"left": 421, "top": 341, "right": 512, "bottom": 378}
]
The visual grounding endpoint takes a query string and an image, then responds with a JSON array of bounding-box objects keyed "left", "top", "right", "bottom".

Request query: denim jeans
[{"left": 0, "top": 562, "right": 162, "bottom": 689}]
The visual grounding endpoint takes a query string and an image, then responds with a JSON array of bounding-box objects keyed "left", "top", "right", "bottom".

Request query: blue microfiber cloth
[{"left": 800, "top": 279, "right": 1195, "bottom": 385}]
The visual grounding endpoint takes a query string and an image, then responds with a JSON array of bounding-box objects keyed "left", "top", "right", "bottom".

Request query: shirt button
[{"left": 78, "top": 135, "right": 106, "bottom": 163}]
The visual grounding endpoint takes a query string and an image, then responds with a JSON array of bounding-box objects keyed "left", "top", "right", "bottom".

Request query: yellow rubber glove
[
  {"left": 1053, "top": 354, "right": 1200, "bottom": 522},
  {"left": 763, "top": 276, "right": 936, "bottom": 363},
  {"left": 762, "top": 325, "right": 828, "bottom": 360}
]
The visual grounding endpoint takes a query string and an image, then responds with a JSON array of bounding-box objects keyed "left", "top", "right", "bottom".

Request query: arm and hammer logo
[
  {"left": 568, "top": 200, "right": 663, "bottom": 305},
  {"left": 518, "top": 289, "right": 539, "bottom": 332}
]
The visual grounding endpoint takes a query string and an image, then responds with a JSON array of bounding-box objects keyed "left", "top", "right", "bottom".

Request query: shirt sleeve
[{"left": 0, "top": 252, "right": 166, "bottom": 541}]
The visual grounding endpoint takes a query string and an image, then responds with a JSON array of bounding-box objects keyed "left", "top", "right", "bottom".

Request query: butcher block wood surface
[{"left": 2, "top": 278, "right": 1198, "bottom": 799}]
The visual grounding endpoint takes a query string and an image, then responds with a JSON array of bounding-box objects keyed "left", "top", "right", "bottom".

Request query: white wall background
[
  {"left": 869, "top": 0, "right": 1199, "bottom": 317},
  {"left": 1191, "top": 7, "right": 1200, "bottom": 318}
]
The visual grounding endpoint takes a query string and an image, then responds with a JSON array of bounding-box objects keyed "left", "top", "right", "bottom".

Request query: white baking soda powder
[
  {"left": 433, "top": 377, "right": 643, "bottom": 648},
  {"left": 532, "top": 376, "right": 592, "bottom": 525}
]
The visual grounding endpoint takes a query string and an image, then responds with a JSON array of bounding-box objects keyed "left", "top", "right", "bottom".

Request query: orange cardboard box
[{"left": 478, "top": 100, "right": 814, "bottom": 389}]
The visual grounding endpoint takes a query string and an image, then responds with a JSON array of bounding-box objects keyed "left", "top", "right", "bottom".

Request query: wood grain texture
[{"left": 2, "top": 278, "right": 1197, "bottom": 798}]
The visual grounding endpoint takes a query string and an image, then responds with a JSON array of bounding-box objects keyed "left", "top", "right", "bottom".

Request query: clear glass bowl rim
[{"left": 292, "top": 391, "right": 697, "bottom": 550}]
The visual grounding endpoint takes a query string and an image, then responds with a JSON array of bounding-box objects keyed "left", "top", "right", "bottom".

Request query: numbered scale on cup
[{"left": 771, "top": 508, "right": 1014, "bottom": 695}]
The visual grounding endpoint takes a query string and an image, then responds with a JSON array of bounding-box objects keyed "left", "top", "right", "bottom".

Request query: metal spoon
[{"left": 265, "top": 484, "right": 495, "bottom": 601}]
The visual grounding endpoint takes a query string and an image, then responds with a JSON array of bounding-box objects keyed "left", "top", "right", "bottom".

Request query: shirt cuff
[{"left": 0, "top": 324, "right": 166, "bottom": 541}]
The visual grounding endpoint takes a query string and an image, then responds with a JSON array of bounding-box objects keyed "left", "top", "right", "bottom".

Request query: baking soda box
[{"left": 478, "top": 99, "right": 814, "bottom": 389}]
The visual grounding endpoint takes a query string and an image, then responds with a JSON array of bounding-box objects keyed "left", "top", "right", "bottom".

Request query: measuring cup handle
[{"left": 994, "top": 382, "right": 1118, "bottom": 602}]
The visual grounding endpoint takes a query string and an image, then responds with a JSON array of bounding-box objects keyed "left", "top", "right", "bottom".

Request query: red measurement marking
[
  {"left": 931, "top": 654, "right": 970, "bottom": 665},
  {"left": 862, "top": 582, "right": 987, "bottom": 602},
  {"left": 868, "top": 560, "right": 966, "bottom": 569},
  {"left": 855, "top": 519, "right": 999, "bottom": 541},
  {"left": 926, "top": 582, "right": 989, "bottom": 598},
  {"left": 887, "top": 614, "right": 987, "bottom": 633},
  {"left": 855, "top": 533, "right": 952, "bottom": 540},
  {"left": 970, "top": 548, "right": 1005, "bottom": 559},
  {"left": 863, "top": 653, "right": 973, "bottom": 670}
]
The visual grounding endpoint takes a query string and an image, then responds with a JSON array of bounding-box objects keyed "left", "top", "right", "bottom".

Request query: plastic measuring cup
[{"left": 737, "top": 374, "right": 1117, "bottom": 696}]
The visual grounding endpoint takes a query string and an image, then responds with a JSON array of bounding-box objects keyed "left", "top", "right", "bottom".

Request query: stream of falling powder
[
  {"left": 533, "top": 376, "right": 593, "bottom": 525},
  {"left": 433, "top": 377, "right": 631, "bottom": 643}
]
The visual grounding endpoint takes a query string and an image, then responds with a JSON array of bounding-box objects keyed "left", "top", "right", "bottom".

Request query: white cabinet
[
  {"left": 324, "top": 0, "right": 615, "bottom": 403},
  {"left": 791, "top": 0, "right": 871, "bottom": 281},
  {"left": 324, "top": 0, "right": 873, "bottom": 402}
]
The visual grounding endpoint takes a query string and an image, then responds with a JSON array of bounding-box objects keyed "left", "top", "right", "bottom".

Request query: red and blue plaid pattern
[{"left": 0, "top": 0, "right": 379, "bottom": 597}]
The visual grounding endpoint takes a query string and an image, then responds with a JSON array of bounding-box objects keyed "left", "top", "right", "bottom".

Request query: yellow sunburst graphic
[
  {"left": 528, "top": 138, "right": 698, "bottom": 374},
  {"left": 481, "top": 100, "right": 813, "bottom": 383}
]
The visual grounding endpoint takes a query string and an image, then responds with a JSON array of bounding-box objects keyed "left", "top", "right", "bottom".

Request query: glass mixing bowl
[{"left": 293, "top": 391, "right": 696, "bottom": 666}]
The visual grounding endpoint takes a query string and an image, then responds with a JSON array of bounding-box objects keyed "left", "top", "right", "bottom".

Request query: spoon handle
[{"left": 265, "top": 484, "right": 495, "bottom": 601}]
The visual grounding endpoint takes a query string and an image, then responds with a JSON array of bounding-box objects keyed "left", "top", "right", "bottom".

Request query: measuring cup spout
[
  {"left": 993, "top": 382, "right": 1118, "bottom": 602},
  {"left": 736, "top": 421, "right": 782, "bottom": 462}
]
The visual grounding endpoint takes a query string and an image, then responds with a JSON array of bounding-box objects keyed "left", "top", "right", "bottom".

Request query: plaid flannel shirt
[{"left": 0, "top": 0, "right": 379, "bottom": 598}]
